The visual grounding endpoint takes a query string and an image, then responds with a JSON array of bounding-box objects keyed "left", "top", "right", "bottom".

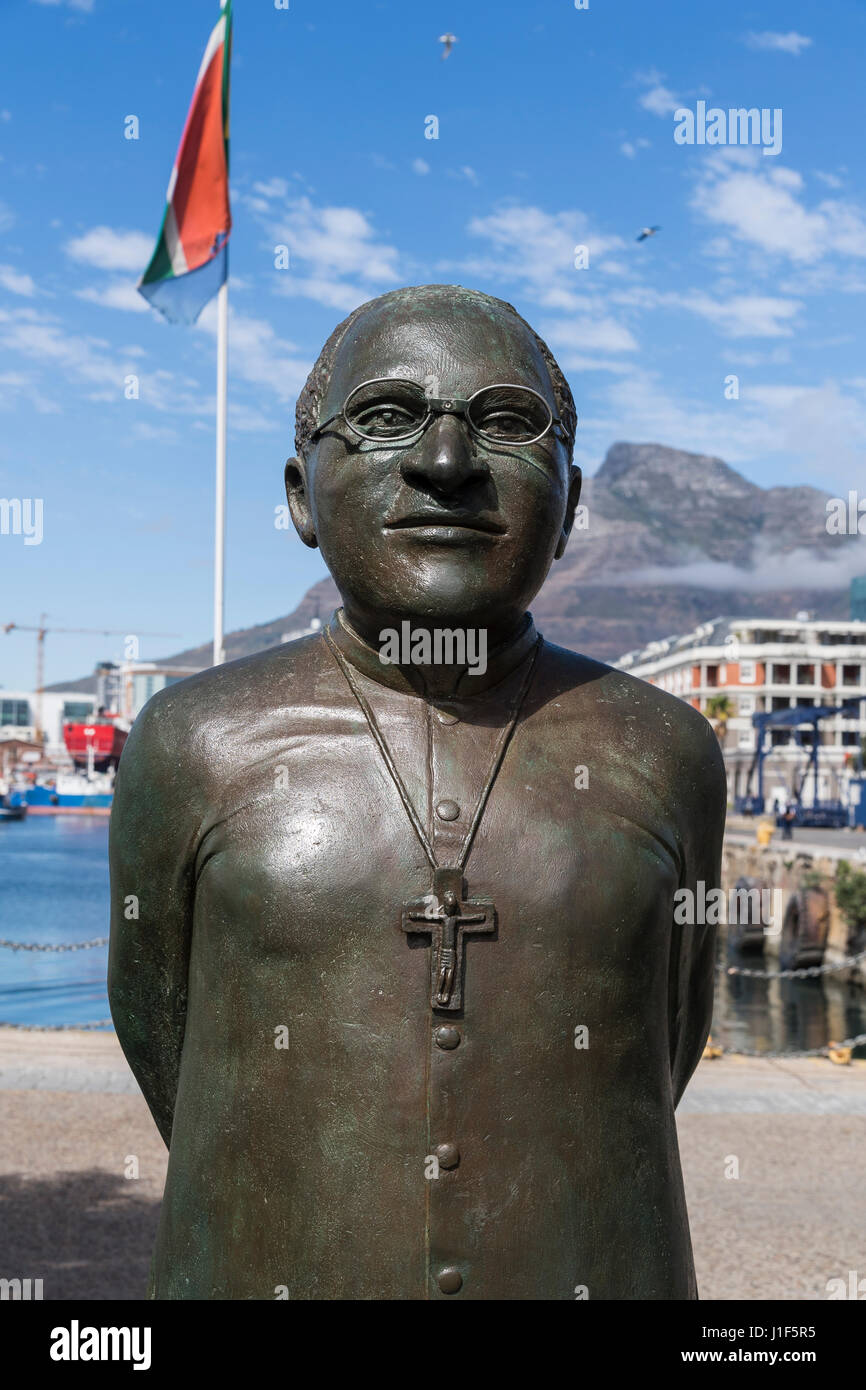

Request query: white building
[
  {"left": 0, "top": 689, "right": 98, "bottom": 759},
  {"left": 119, "top": 662, "right": 202, "bottom": 720},
  {"left": 617, "top": 616, "right": 866, "bottom": 810}
]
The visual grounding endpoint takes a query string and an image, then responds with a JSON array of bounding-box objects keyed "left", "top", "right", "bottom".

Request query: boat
[
  {"left": 24, "top": 770, "right": 114, "bottom": 817},
  {"left": 0, "top": 781, "right": 28, "bottom": 820},
  {"left": 63, "top": 719, "right": 128, "bottom": 772}
]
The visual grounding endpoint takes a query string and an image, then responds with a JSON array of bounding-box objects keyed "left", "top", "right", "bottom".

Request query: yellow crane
[{"left": 3, "top": 614, "right": 179, "bottom": 742}]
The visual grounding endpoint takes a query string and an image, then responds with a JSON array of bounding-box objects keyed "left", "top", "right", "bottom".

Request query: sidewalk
[{"left": 1, "top": 1029, "right": 864, "bottom": 1300}]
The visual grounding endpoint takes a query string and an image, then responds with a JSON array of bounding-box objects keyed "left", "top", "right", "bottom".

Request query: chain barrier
[
  {"left": 0, "top": 937, "right": 108, "bottom": 952},
  {"left": 0, "top": 937, "right": 111, "bottom": 1028},
  {"left": 717, "top": 947, "right": 866, "bottom": 980}
]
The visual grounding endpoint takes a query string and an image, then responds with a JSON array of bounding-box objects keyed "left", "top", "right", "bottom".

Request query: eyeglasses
[{"left": 311, "top": 377, "right": 571, "bottom": 448}]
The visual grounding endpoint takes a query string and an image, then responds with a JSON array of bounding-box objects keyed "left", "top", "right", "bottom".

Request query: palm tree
[{"left": 705, "top": 694, "right": 734, "bottom": 744}]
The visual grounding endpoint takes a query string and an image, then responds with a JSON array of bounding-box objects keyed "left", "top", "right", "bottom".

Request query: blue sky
[{"left": 1, "top": 0, "right": 864, "bottom": 689}]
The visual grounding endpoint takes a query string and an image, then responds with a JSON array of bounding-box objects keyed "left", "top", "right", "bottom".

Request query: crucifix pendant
[{"left": 402, "top": 866, "right": 496, "bottom": 1011}]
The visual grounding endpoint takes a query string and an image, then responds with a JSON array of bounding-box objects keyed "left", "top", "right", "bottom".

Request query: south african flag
[{"left": 138, "top": 2, "right": 233, "bottom": 324}]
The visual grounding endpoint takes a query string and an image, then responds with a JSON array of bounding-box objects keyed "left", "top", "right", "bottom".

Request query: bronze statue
[{"left": 109, "top": 284, "right": 727, "bottom": 1300}]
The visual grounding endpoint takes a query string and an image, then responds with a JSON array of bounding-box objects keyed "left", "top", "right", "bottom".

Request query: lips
[{"left": 385, "top": 511, "right": 506, "bottom": 534}]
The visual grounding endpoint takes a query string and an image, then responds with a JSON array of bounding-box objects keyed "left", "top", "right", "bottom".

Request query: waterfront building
[
  {"left": 617, "top": 616, "right": 866, "bottom": 809},
  {"left": 119, "top": 662, "right": 202, "bottom": 720},
  {"left": 0, "top": 690, "right": 98, "bottom": 758}
]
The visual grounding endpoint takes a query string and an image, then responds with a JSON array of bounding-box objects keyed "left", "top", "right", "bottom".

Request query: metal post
[{"left": 213, "top": 277, "right": 228, "bottom": 667}]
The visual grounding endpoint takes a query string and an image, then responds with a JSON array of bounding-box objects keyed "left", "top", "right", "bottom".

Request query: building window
[
  {"left": 738, "top": 729, "right": 755, "bottom": 751},
  {"left": 62, "top": 702, "right": 94, "bottom": 721},
  {"left": 0, "top": 699, "right": 30, "bottom": 726},
  {"left": 772, "top": 664, "right": 791, "bottom": 685},
  {"left": 842, "top": 664, "right": 861, "bottom": 687},
  {"left": 739, "top": 695, "right": 755, "bottom": 715},
  {"left": 797, "top": 664, "right": 815, "bottom": 685},
  {"left": 739, "top": 660, "right": 755, "bottom": 684},
  {"left": 705, "top": 665, "right": 719, "bottom": 688}
]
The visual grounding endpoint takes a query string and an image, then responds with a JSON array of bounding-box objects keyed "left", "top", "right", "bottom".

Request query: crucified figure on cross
[{"left": 403, "top": 878, "right": 495, "bottom": 1011}]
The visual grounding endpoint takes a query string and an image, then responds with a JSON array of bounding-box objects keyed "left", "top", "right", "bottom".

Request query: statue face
[{"left": 286, "top": 289, "right": 581, "bottom": 639}]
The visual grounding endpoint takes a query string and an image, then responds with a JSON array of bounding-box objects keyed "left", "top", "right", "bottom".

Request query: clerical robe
[{"left": 108, "top": 610, "right": 726, "bottom": 1300}]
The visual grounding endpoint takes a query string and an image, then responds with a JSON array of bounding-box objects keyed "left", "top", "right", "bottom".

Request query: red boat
[{"left": 63, "top": 719, "right": 128, "bottom": 772}]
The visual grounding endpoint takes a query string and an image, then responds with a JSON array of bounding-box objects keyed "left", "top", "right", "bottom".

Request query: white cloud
[
  {"left": 582, "top": 369, "right": 866, "bottom": 492},
  {"left": 691, "top": 155, "right": 866, "bottom": 264},
  {"left": 448, "top": 166, "right": 478, "bottom": 185},
  {"left": 65, "top": 226, "right": 153, "bottom": 272},
  {"left": 745, "top": 31, "right": 812, "bottom": 56},
  {"left": 30, "top": 0, "right": 94, "bottom": 11},
  {"left": 412, "top": 158, "right": 430, "bottom": 175},
  {"left": 0, "top": 307, "right": 141, "bottom": 399},
  {"left": 814, "top": 170, "right": 843, "bottom": 190},
  {"left": 461, "top": 204, "right": 626, "bottom": 309},
  {"left": 0, "top": 202, "right": 15, "bottom": 232},
  {"left": 247, "top": 193, "right": 402, "bottom": 310},
  {"left": 543, "top": 316, "right": 639, "bottom": 355},
  {"left": 679, "top": 291, "right": 802, "bottom": 338},
  {"left": 639, "top": 84, "right": 681, "bottom": 117},
  {"left": 197, "top": 302, "right": 309, "bottom": 404},
  {"left": 76, "top": 281, "right": 149, "bottom": 313},
  {"left": 0, "top": 265, "right": 36, "bottom": 297},
  {"left": 252, "top": 178, "right": 290, "bottom": 200}
]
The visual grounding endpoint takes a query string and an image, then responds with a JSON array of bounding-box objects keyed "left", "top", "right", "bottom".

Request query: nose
[{"left": 400, "top": 413, "right": 488, "bottom": 495}]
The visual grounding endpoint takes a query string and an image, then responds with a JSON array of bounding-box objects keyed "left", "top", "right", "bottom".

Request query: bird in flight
[
  {"left": 636, "top": 226, "right": 661, "bottom": 242},
  {"left": 439, "top": 33, "right": 458, "bottom": 60}
]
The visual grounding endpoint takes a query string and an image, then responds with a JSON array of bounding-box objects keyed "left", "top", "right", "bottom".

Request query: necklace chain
[{"left": 323, "top": 628, "right": 542, "bottom": 874}]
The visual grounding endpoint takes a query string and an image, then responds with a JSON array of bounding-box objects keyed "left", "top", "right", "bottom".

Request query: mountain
[{"left": 49, "top": 442, "right": 865, "bottom": 690}]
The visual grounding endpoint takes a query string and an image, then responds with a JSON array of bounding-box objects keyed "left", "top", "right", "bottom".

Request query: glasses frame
[{"left": 311, "top": 376, "right": 571, "bottom": 449}]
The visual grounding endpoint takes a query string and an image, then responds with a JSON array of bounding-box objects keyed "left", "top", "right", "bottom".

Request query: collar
[{"left": 324, "top": 608, "right": 540, "bottom": 700}]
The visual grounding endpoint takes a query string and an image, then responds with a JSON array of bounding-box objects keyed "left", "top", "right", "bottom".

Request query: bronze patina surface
[{"left": 108, "top": 284, "right": 727, "bottom": 1300}]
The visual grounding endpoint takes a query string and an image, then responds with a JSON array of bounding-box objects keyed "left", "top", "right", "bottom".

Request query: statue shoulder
[
  {"left": 117, "top": 633, "right": 327, "bottom": 783},
  {"left": 538, "top": 640, "right": 726, "bottom": 790}
]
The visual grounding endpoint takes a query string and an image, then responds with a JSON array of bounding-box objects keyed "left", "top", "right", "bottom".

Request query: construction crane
[{"left": 3, "top": 614, "right": 179, "bottom": 742}]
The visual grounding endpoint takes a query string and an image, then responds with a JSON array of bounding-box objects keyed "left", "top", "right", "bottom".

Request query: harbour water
[
  {"left": 0, "top": 817, "right": 110, "bottom": 1028},
  {"left": 3, "top": 817, "right": 866, "bottom": 1052}
]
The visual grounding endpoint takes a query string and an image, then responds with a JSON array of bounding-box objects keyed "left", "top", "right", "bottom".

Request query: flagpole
[{"left": 213, "top": 275, "right": 228, "bottom": 666}]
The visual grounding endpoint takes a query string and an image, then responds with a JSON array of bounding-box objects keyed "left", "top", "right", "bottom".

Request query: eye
[
  {"left": 474, "top": 409, "right": 537, "bottom": 439},
  {"left": 469, "top": 387, "right": 551, "bottom": 442},
  {"left": 351, "top": 402, "right": 423, "bottom": 437}
]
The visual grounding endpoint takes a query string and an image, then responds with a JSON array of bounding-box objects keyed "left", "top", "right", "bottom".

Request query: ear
[
  {"left": 554, "top": 465, "right": 582, "bottom": 560},
  {"left": 284, "top": 455, "right": 318, "bottom": 549}
]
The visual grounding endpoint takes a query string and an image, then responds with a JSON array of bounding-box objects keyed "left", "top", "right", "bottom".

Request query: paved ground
[
  {"left": 1, "top": 1029, "right": 864, "bottom": 1300},
  {"left": 725, "top": 816, "right": 866, "bottom": 856}
]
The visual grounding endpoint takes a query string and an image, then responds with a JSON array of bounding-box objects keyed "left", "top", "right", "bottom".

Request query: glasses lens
[
  {"left": 468, "top": 386, "right": 552, "bottom": 443},
  {"left": 344, "top": 379, "right": 429, "bottom": 440}
]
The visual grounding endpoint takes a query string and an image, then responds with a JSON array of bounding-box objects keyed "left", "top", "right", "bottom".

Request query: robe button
[
  {"left": 436, "top": 799, "right": 460, "bottom": 821},
  {"left": 434, "top": 1025, "right": 461, "bottom": 1050},
  {"left": 434, "top": 1142, "right": 460, "bottom": 1169},
  {"left": 436, "top": 1266, "right": 463, "bottom": 1295}
]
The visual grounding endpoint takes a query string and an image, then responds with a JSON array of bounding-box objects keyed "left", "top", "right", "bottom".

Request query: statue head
[{"left": 285, "top": 284, "right": 581, "bottom": 646}]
